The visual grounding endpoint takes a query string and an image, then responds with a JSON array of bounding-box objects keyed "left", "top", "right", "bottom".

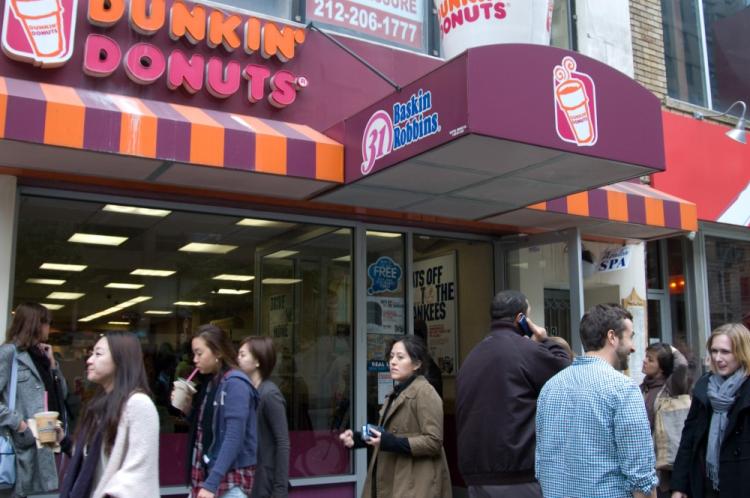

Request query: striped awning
[
  {"left": 0, "top": 76, "right": 342, "bottom": 184},
  {"left": 528, "top": 181, "right": 698, "bottom": 231}
]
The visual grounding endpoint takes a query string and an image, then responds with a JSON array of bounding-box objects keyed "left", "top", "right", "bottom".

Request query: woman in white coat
[{"left": 60, "top": 331, "right": 160, "bottom": 498}]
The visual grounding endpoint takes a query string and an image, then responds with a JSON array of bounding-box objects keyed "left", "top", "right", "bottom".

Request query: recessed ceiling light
[
  {"left": 47, "top": 292, "right": 85, "bottom": 300},
  {"left": 265, "top": 250, "right": 298, "bottom": 259},
  {"left": 78, "top": 296, "right": 152, "bottom": 322},
  {"left": 68, "top": 233, "right": 128, "bottom": 246},
  {"left": 213, "top": 274, "right": 255, "bottom": 282},
  {"left": 179, "top": 243, "right": 238, "bottom": 254},
  {"left": 332, "top": 255, "right": 351, "bottom": 262},
  {"left": 215, "top": 288, "right": 252, "bottom": 295},
  {"left": 107, "top": 321, "right": 130, "bottom": 326},
  {"left": 40, "top": 263, "right": 87, "bottom": 272},
  {"left": 105, "top": 283, "right": 144, "bottom": 290},
  {"left": 366, "top": 231, "right": 401, "bottom": 238},
  {"left": 102, "top": 204, "right": 171, "bottom": 217},
  {"left": 40, "top": 303, "right": 64, "bottom": 310},
  {"left": 144, "top": 310, "right": 172, "bottom": 315},
  {"left": 262, "top": 278, "right": 302, "bottom": 285},
  {"left": 174, "top": 301, "right": 205, "bottom": 306},
  {"left": 130, "top": 269, "right": 175, "bottom": 277},
  {"left": 236, "top": 218, "right": 282, "bottom": 227},
  {"left": 26, "top": 278, "right": 66, "bottom": 286}
]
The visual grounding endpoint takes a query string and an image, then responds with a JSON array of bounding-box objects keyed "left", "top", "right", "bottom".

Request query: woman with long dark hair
[
  {"left": 237, "top": 336, "right": 289, "bottom": 498},
  {"left": 339, "top": 335, "right": 451, "bottom": 498},
  {"left": 176, "top": 324, "right": 259, "bottom": 498},
  {"left": 0, "top": 302, "right": 70, "bottom": 498},
  {"left": 59, "top": 331, "right": 159, "bottom": 498}
]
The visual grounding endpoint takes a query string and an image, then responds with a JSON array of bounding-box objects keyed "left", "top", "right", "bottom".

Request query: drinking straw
[
  {"left": 186, "top": 368, "right": 199, "bottom": 383},
  {"left": 43, "top": 390, "right": 48, "bottom": 412}
]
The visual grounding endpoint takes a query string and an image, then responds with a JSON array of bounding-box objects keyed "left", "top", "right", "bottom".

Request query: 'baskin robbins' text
[{"left": 392, "top": 89, "right": 440, "bottom": 150}]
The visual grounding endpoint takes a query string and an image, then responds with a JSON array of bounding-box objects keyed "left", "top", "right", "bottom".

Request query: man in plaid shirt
[{"left": 535, "top": 304, "right": 658, "bottom": 498}]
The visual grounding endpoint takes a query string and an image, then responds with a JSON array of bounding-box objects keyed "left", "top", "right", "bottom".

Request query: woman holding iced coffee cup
[
  {"left": 0, "top": 302, "right": 70, "bottom": 497},
  {"left": 59, "top": 331, "right": 159, "bottom": 498},
  {"left": 174, "top": 324, "right": 259, "bottom": 498}
]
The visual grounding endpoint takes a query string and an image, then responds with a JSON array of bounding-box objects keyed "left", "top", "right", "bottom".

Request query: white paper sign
[{"left": 598, "top": 246, "right": 631, "bottom": 273}]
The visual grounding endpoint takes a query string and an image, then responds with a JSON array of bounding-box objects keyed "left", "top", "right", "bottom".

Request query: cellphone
[
  {"left": 518, "top": 314, "right": 532, "bottom": 337},
  {"left": 361, "top": 424, "right": 384, "bottom": 440}
]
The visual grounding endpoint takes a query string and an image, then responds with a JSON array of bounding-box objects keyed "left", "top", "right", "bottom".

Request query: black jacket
[
  {"left": 671, "top": 373, "right": 750, "bottom": 498},
  {"left": 456, "top": 319, "right": 571, "bottom": 485}
]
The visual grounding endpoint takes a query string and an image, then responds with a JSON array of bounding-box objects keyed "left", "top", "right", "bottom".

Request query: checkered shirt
[{"left": 535, "top": 356, "right": 657, "bottom": 498}]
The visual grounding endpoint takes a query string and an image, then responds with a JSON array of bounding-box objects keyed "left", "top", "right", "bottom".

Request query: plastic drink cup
[
  {"left": 34, "top": 411, "right": 59, "bottom": 444},
  {"left": 171, "top": 378, "right": 197, "bottom": 412}
]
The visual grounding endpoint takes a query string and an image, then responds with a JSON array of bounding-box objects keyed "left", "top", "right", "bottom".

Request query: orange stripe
[
  {"left": 110, "top": 95, "right": 158, "bottom": 158},
  {"left": 233, "top": 115, "right": 286, "bottom": 175},
  {"left": 680, "top": 203, "right": 698, "bottom": 231},
  {"left": 607, "top": 190, "right": 629, "bottom": 222},
  {"left": 315, "top": 142, "right": 344, "bottom": 182},
  {"left": 0, "top": 78, "right": 6, "bottom": 139},
  {"left": 645, "top": 197, "right": 665, "bottom": 226},
  {"left": 528, "top": 202, "right": 547, "bottom": 211},
  {"left": 286, "top": 122, "right": 340, "bottom": 144},
  {"left": 171, "top": 104, "right": 224, "bottom": 167},
  {"left": 39, "top": 84, "right": 84, "bottom": 148},
  {"left": 567, "top": 191, "right": 589, "bottom": 217}
]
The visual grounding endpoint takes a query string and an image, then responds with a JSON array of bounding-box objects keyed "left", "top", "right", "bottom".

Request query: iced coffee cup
[
  {"left": 171, "top": 378, "right": 197, "bottom": 413},
  {"left": 34, "top": 411, "right": 59, "bottom": 444}
]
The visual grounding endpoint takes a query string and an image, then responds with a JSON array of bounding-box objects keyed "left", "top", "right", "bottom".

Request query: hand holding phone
[
  {"left": 518, "top": 314, "right": 532, "bottom": 337},
  {"left": 361, "top": 424, "right": 384, "bottom": 440}
]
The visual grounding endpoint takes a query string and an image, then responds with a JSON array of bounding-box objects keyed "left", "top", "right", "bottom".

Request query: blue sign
[
  {"left": 367, "top": 256, "right": 402, "bottom": 295},
  {"left": 367, "top": 360, "right": 389, "bottom": 372}
]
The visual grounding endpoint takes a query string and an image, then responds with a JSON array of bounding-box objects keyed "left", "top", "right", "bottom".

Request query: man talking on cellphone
[{"left": 456, "top": 290, "right": 571, "bottom": 498}]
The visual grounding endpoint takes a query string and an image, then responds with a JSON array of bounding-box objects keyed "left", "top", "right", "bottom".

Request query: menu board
[{"left": 307, "top": 0, "right": 425, "bottom": 50}]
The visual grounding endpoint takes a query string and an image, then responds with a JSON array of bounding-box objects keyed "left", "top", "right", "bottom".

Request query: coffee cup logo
[
  {"left": 2, "top": 0, "right": 78, "bottom": 67},
  {"left": 553, "top": 56, "right": 598, "bottom": 147}
]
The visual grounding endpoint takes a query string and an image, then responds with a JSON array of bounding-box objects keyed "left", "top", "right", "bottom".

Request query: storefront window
[
  {"left": 705, "top": 235, "right": 750, "bottom": 330},
  {"left": 199, "top": 0, "right": 294, "bottom": 20},
  {"left": 661, "top": 0, "right": 707, "bottom": 107},
  {"left": 12, "top": 195, "right": 353, "bottom": 485}
]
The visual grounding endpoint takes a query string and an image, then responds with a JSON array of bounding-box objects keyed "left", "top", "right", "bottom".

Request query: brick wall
[{"left": 629, "top": 0, "right": 667, "bottom": 100}]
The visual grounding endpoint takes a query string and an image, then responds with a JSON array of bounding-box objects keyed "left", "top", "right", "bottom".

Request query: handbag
[
  {"left": 653, "top": 386, "right": 691, "bottom": 470},
  {"left": 0, "top": 346, "right": 18, "bottom": 489}
]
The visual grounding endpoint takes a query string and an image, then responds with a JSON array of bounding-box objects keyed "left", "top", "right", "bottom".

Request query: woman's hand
[
  {"left": 53, "top": 424, "right": 66, "bottom": 444},
  {"left": 671, "top": 492, "right": 688, "bottom": 498},
  {"left": 365, "top": 428, "right": 381, "bottom": 448},
  {"left": 39, "top": 343, "right": 56, "bottom": 369},
  {"left": 17, "top": 420, "right": 27, "bottom": 433},
  {"left": 196, "top": 488, "right": 215, "bottom": 498},
  {"left": 339, "top": 429, "right": 354, "bottom": 448}
]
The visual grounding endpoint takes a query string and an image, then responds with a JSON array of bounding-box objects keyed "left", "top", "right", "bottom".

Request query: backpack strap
[{"left": 7, "top": 346, "right": 18, "bottom": 413}]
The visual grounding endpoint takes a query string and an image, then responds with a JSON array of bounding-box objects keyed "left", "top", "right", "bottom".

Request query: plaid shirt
[
  {"left": 535, "top": 356, "right": 657, "bottom": 498},
  {"left": 190, "top": 397, "right": 255, "bottom": 497}
]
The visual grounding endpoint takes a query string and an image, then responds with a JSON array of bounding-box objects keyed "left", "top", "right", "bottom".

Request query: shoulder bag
[
  {"left": 653, "top": 386, "right": 691, "bottom": 470},
  {"left": 0, "top": 346, "right": 18, "bottom": 489}
]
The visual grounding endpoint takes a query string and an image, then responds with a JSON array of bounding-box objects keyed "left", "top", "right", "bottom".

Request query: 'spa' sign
[{"left": 598, "top": 246, "right": 631, "bottom": 273}]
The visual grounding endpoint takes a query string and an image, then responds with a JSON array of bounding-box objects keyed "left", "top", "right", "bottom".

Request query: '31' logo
[{"left": 361, "top": 110, "right": 394, "bottom": 176}]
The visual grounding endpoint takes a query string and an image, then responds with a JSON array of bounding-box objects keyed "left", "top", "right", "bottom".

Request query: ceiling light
[
  {"left": 107, "top": 321, "right": 130, "bottom": 326},
  {"left": 47, "top": 292, "right": 85, "bottom": 300},
  {"left": 213, "top": 274, "right": 255, "bottom": 282},
  {"left": 215, "top": 288, "right": 252, "bottom": 295},
  {"left": 105, "top": 283, "right": 144, "bottom": 289},
  {"left": 40, "top": 303, "right": 64, "bottom": 310},
  {"left": 102, "top": 204, "right": 171, "bottom": 217},
  {"left": 26, "top": 278, "right": 66, "bottom": 286},
  {"left": 236, "top": 218, "right": 282, "bottom": 227},
  {"left": 262, "top": 278, "right": 302, "bottom": 285},
  {"left": 145, "top": 310, "right": 172, "bottom": 315},
  {"left": 78, "top": 296, "right": 152, "bottom": 322},
  {"left": 332, "top": 255, "right": 351, "bottom": 262},
  {"left": 265, "top": 250, "right": 298, "bottom": 259},
  {"left": 130, "top": 269, "right": 175, "bottom": 277},
  {"left": 174, "top": 301, "right": 206, "bottom": 306},
  {"left": 693, "top": 100, "right": 747, "bottom": 144},
  {"left": 68, "top": 233, "right": 128, "bottom": 246},
  {"left": 366, "top": 231, "right": 402, "bottom": 238},
  {"left": 179, "top": 242, "right": 238, "bottom": 254},
  {"left": 40, "top": 263, "right": 87, "bottom": 272}
]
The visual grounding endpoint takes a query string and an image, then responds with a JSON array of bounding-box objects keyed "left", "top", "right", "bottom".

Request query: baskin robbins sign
[
  {"left": 361, "top": 88, "right": 440, "bottom": 175},
  {"left": 1, "top": 0, "right": 310, "bottom": 108}
]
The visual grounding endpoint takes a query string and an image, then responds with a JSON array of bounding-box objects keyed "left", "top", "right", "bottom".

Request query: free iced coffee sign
[
  {"left": 2, "top": 0, "right": 77, "bottom": 67},
  {"left": 553, "top": 56, "right": 598, "bottom": 147}
]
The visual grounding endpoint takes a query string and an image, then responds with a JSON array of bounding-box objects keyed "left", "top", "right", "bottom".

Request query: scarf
[
  {"left": 28, "top": 345, "right": 63, "bottom": 415},
  {"left": 58, "top": 431, "right": 103, "bottom": 498},
  {"left": 706, "top": 368, "right": 747, "bottom": 490},
  {"left": 640, "top": 374, "right": 666, "bottom": 431}
]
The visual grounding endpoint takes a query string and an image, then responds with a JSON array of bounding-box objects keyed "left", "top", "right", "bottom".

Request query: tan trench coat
[{"left": 363, "top": 375, "right": 451, "bottom": 498}]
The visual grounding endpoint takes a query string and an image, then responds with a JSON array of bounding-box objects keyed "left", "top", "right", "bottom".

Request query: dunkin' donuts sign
[
  {"left": 553, "top": 56, "right": 598, "bottom": 147},
  {"left": 361, "top": 88, "right": 440, "bottom": 175},
  {"left": 1, "top": 0, "right": 309, "bottom": 108}
]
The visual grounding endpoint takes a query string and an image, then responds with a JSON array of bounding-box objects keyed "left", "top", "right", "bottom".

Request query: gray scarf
[{"left": 706, "top": 368, "right": 747, "bottom": 490}]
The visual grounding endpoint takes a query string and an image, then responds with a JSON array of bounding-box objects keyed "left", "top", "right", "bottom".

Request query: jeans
[{"left": 221, "top": 487, "right": 249, "bottom": 498}]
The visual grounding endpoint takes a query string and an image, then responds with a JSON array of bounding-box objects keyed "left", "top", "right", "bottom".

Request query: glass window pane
[
  {"left": 646, "top": 240, "right": 663, "bottom": 289},
  {"left": 705, "top": 236, "right": 750, "bottom": 330},
  {"left": 661, "top": 0, "right": 707, "bottom": 106},
  {"left": 198, "top": 0, "right": 293, "bottom": 19},
  {"left": 700, "top": 1, "right": 750, "bottom": 111},
  {"left": 550, "top": 0, "right": 572, "bottom": 50}
]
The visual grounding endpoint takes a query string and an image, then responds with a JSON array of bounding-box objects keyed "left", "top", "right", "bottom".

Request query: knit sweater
[{"left": 91, "top": 392, "right": 160, "bottom": 498}]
